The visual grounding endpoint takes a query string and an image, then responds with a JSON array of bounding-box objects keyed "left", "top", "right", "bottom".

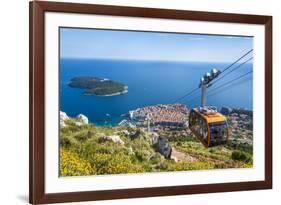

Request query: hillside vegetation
[{"left": 59, "top": 116, "right": 253, "bottom": 176}]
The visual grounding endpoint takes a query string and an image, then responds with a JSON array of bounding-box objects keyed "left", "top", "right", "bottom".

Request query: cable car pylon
[{"left": 199, "top": 68, "right": 221, "bottom": 107}]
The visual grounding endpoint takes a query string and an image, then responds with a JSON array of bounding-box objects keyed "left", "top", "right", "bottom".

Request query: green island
[{"left": 68, "top": 76, "right": 128, "bottom": 96}]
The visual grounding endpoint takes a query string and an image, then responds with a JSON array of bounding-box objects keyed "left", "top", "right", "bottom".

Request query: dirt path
[{"left": 171, "top": 147, "right": 196, "bottom": 162}]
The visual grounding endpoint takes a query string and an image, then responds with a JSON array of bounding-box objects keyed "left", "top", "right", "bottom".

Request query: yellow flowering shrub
[
  {"left": 90, "top": 153, "right": 145, "bottom": 175},
  {"left": 60, "top": 148, "right": 96, "bottom": 176},
  {"left": 160, "top": 160, "right": 214, "bottom": 171}
]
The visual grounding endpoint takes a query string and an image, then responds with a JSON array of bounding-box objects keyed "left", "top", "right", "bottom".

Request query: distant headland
[{"left": 68, "top": 76, "right": 128, "bottom": 96}]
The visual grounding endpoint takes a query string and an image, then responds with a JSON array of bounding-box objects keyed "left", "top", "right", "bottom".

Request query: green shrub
[
  {"left": 74, "top": 130, "right": 93, "bottom": 141},
  {"left": 149, "top": 153, "right": 164, "bottom": 164},
  {"left": 130, "top": 137, "right": 154, "bottom": 162},
  {"left": 176, "top": 141, "right": 182, "bottom": 146},
  {"left": 227, "top": 140, "right": 253, "bottom": 154},
  {"left": 134, "top": 149, "right": 152, "bottom": 162},
  {"left": 231, "top": 150, "right": 252, "bottom": 163},
  {"left": 130, "top": 128, "right": 144, "bottom": 140},
  {"left": 60, "top": 135, "right": 79, "bottom": 148}
]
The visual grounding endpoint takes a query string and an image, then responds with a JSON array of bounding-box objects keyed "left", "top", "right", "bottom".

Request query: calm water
[{"left": 60, "top": 58, "right": 253, "bottom": 125}]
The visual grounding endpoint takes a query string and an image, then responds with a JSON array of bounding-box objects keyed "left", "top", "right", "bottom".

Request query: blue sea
[{"left": 60, "top": 58, "right": 253, "bottom": 125}]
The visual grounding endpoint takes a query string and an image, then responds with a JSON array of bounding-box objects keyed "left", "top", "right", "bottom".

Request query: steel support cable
[
  {"left": 171, "top": 49, "right": 253, "bottom": 104},
  {"left": 185, "top": 70, "right": 253, "bottom": 104},
  {"left": 210, "top": 57, "right": 253, "bottom": 86},
  {"left": 172, "top": 87, "right": 200, "bottom": 103},
  {"left": 219, "top": 49, "right": 253, "bottom": 74},
  {"left": 207, "top": 76, "right": 253, "bottom": 98},
  {"left": 208, "top": 70, "right": 253, "bottom": 94}
]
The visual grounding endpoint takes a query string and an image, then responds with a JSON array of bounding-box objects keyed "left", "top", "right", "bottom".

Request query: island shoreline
[{"left": 84, "top": 89, "right": 128, "bottom": 97}]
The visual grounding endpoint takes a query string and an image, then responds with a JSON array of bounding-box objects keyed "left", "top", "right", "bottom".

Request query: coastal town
[{"left": 129, "top": 104, "right": 189, "bottom": 127}]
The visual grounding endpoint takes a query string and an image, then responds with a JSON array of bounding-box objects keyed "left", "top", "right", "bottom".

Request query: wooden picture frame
[{"left": 29, "top": 1, "right": 272, "bottom": 204}]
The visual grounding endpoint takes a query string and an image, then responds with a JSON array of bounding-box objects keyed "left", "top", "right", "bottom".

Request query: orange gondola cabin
[{"left": 189, "top": 107, "right": 229, "bottom": 148}]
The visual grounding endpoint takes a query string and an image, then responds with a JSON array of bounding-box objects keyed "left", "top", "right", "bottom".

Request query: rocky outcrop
[
  {"left": 100, "top": 135, "right": 124, "bottom": 145},
  {"left": 60, "top": 111, "right": 69, "bottom": 121},
  {"left": 120, "top": 130, "right": 130, "bottom": 137},
  {"left": 170, "top": 148, "right": 196, "bottom": 162},
  {"left": 155, "top": 136, "right": 172, "bottom": 159},
  {"left": 60, "top": 111, "right": 69, "bottom": 127},
  {"left": 75, "top": 122, "right": 83, "bottom": 127},
  {"left": 151, "top": 132, "right": 159, "bottom": 145},
  {"left": 76, "top": 114, "right": 89, "bottom": 124},
  {"left": 59, "top": 112, "right": 89, "bottom": 127},
  {"left": 60, "top": 121, "right": 66, "bottom": 128}
]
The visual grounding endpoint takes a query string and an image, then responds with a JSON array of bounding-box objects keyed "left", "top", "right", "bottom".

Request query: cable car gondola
[
  {"left": 188, "top": 68, "right": 229, "bottom": 147},
  {"left": 189, "top": 107, "right": 229, "bottom": 147}
]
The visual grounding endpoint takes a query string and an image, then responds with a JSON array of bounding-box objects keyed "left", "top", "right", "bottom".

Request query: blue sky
[{"left": 60, "top": 27, "right": 253, "bottom": 63}]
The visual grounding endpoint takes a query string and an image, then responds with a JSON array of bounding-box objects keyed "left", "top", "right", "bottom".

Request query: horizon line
[{"left": 60, "top": 57, "right": 254, "bottom": 64}]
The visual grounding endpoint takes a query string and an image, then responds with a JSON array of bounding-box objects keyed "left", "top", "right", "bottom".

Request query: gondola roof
[{"left": 192, "top": 108, "right": 227, "bottom": 123}]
